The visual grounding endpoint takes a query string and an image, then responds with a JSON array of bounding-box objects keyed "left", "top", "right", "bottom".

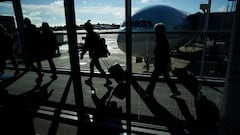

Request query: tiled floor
[{"left": 1, "top": 69, "right": 223, "bottom": 135}]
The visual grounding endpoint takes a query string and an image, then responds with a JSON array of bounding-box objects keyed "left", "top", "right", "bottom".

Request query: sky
[{"left": 0, "top": 0, "right": 235, "bottom": 27}]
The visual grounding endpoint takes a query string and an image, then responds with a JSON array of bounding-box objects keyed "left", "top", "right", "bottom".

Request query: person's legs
[
  {"left": 35, "top": 56, "right": 43, "bottom": 82},
  {"left": 25, "top": 54, "right": 43, "bottom": 82},
  {"left": 94, "top": 58, "right": 112, "bottom": 86},
  {"left": 46, "top": 55, "right": 57, "bottom": 79},
  {"left": 8, "top": 55, "right": 20, "bottom": 75},
  {"left": 0, "top": 56, "right": 6, "bottom": 74},
  {"left": 163, "top": 71, "right": 181, "bottom": 97},
  {"left": 85, "top": 59, "right": 95, "bottom": 85},
  {"left": 146, "top": 62, "right": 160, "bottom": 94},
  {"left": 36, "top": 59, "right": 42, "bottom": 75},
  {"left": 24, "top": 55, "right": 37, "bottom": 73},
  {"left": 145, "top": 79, "right": 156, "bottom": 95}
]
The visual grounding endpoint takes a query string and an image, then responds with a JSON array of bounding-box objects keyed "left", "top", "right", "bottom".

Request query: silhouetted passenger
[
  {"left": 23, "top": 18, "right": 43, "bottom": 82},
  {"left": 0, "top": 24, "right": 20, "bottom": 76},
  {"left": 146, "top": 23, "right": 181, "bottom": 97},
  {"left": 41, "top": 22, "right": 57, "bottom": 80},
  {"left": 80, "top": 20, "right": 112, "bottom": 86}
]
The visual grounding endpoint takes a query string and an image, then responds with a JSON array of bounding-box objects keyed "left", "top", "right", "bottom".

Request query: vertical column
[
  {"left": 125, "top": 0, "right": 132, "bottom": 134},
  {"left": 63, "top": 0, "right": 85, "bottom": 130},
  {"left": 218, "top": 0, "right": 240, "bottom": 134},
  {"left": 200, "top": 0, "right": 211, "bottom": 78},
  {"left": 12, "top": 0, "right": 24, "bottom": 54}
]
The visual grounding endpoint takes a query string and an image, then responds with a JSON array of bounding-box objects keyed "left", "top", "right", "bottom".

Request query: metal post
[
  {"left": 125, "top": 0, "right": 132, "bottom": 134},
  {"left": 218, "top": 0, "right": 240, "bottom": 134},
  {"left": 63, "top": 0, "right": 85, "bottom": 131},
  {"left": 12, "top": 0, "right": 24, "bottom": 55},
  {"left": 200, "top": 0, "right": 211, "bottom": 79}
]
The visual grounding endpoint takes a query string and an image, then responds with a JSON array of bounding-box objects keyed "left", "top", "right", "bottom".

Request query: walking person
[
  {"left": 23, "top": 18, "right": 43, "bottom": 82},
  {"left": 41, "top": 22, "right": 57, "bottom": 80},
  {"left": 80, "top": 20, "right": 112, "bottom": 86},
  {"left": 0, "top": 24, "right": 20, "bottom": 76},
  {"left": 146, "top": 23, "right": 181, "bottom": 97}
]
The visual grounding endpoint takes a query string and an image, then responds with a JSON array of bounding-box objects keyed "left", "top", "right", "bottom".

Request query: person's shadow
[
  {"left": 0, "top": 89, "right": 36, "bottom": 135},
  {"left": 171, "top": 68, "right": 220, "bottom": 134},
  {"left": 171, "top": 97, "right": 196, "bottom": 127},
  {"left": 85, "top": 83, "right": 123, "bottom": 134},
  {"left": 131, "top": 79, "right": 187, "bottom": 134},
  {"left": 19, "top": 78, "right": 55, "bottom": 115},
  {"left": 0, "top": 73, "right": 57, "bottom": 135}
]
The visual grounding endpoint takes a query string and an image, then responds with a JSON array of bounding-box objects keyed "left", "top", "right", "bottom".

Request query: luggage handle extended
[{"left": 101, "top": 58, "right": 110, "bottom": 68}]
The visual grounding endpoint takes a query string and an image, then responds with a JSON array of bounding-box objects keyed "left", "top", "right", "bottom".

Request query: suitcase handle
[{"left": 101, "top": 58, "right": 110, "bottom": 68}]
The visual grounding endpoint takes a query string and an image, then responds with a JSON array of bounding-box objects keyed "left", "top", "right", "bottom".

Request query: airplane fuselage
[
  {"left": 117, "top": 29, "right": 191, "bottom": 57},
  {"left": 116, "top": 5, "right": 192, "bottom": 58}
]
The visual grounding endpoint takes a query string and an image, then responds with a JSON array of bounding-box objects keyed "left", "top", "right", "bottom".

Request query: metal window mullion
[
  {"left": 12, "top": 0, "right": 24, "bottom": 55},
  {"left": 63, "top": 0, "right": 85, "bottom": 130},
  {"left": 218, "top": 0, "right": 240, "bottom": 134},
  {"left": 125, "top": 0, "right": 132, "bottom": 134},
  {"left": 200, "top": 0, "right": 211, "bottom": 79}
]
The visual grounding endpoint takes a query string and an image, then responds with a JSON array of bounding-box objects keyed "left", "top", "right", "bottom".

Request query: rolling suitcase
[
  {"left": 108, "top": 63, "right": 126, "bottom": 83},
  {"left": 102, "top": 60, "right": 125, "bottom": 83}
]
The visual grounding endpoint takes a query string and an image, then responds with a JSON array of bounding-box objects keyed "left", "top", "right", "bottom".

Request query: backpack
[{"left": 97, "top": 37, "right": 110, "bottom": 57}]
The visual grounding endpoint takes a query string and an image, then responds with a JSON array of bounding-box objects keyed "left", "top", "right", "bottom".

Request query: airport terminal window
[
  {"left": 1, "top": 0, "right": 237, "bottom": 134},
  {"left": 17, "top": 0, "right": 71, "bottom": 70}
]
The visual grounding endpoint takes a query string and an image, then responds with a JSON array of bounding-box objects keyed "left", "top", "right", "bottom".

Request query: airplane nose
[
  {"left": 116, "top": 28, "right": 126, "bottom": 52},
  {"left": 117, "top": 32, "right": 124, "bottom": 43}
]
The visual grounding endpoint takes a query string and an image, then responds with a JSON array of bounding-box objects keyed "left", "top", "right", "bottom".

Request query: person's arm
[
  {"left": 107, "top": 48, "right": 111, "bottom": 56},
  {"left": 80, "top": 39, "right": 88, "bottom": 59}
]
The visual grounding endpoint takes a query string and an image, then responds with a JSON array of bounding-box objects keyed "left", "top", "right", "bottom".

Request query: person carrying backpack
[{"left": 80, "top": 20, "right": 112, "bottom": 87}]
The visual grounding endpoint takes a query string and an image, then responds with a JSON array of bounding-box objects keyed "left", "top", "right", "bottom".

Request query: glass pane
[
  {"left": 75, "top": 0, "right": 127, "bottom": 132},
  {"left": 129, "top": 0, "right": 234, "bottom": 134},
  {"left": 8, "top": 0, "right": 69, "bottom": 70},
  {"left": 1, "top": 0, "right": 236, "bottom": 134},
  {"left": 75, "top": 0, "right": 126, "bottom": 71},
  {"left": 129, "top": 0, "right": 233, "bottom": 79}
]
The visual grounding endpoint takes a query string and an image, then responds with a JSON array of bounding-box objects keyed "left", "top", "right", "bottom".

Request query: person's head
[
  {"left": 84, "top": 20, "right": 93, "bottom": 32},
  {"left": 42, "top": 22, "right": 50, "bottom": 31},
  {"left": 0, "top": 24, "right": 6, "bottom": 35},
  {"left": 154, "top": 22, "right": 166, "bottom": 36},
  {"left": 24, "top": 18, "right": 31, "bottom": 27}
]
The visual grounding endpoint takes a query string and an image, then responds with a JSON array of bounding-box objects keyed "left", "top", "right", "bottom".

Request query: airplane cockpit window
[
  {"left": 132, "top": 20, "right": 153, "bottom": 28},
  {"left": 120, "top": 20, "right": 153, "bottom": 28}
]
